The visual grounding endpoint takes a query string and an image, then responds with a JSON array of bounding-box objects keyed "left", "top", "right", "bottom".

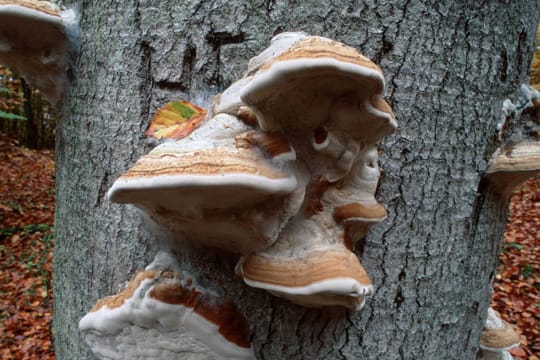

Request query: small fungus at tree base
[{"left": 477, "top": 308, "right": 521, "bottom": 360}]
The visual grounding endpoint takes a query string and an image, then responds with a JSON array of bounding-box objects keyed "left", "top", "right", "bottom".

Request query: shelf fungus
[
  {"left": 485, "top": 141, "right": 540, "bottom": 197},
  {"left": 234, "top": 34, "right": 396, "bottom": 309},
  {"left": 79, "top": 253, "right": 254, "bottom": 360},
  {"left": 477, "top": 308, "right": 521, "bottom": 360},
  {"left": 109, "top": 33, "right": 396, "bottom": 310},
  {"left": 108, "top": 113, "right": 298, "bottom": 254},
  {"left": 0, "top": 0, "right": 78, "bottom": 105}
]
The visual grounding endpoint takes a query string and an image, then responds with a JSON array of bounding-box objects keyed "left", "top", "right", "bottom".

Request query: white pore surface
[
  {"left": 240, "top": 58, "right": 385, "bottom": 113},
  {"left": 242, "top": 276, "right": 373, "bottom": 310},
  {"left": 79, "top": 273, "right": 253, "bottom": 359},
  {"left": 366, "top": 99, "right": 399, "bottom": 130},
  {"left": 108, "top": 173, "right": 297, "bottom": 206},
  {"left": 242, "top": 276, "right": 372, "bottom": 297}
]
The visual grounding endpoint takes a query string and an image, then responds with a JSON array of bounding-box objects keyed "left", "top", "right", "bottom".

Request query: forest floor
[{"left": 0, "top": 132, "right": 538, "bottom": 359}]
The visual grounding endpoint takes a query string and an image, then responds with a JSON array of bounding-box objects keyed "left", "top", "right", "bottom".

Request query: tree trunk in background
[
  {"left": 0, "top": 72, "right": 55, "bottom": 149},
  {"left": 21, "top": 79, "right": 37, "bottom": 149},
  {"left": 53, "top": 1, "right": 539, "bottom": 359}
]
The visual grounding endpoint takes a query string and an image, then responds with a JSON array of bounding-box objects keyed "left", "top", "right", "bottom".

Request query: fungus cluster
[
  {"left": 79, "top": 252, "right": 254, "bottom": 360},
  {"left": 107, "top": 33, "right": 396, "bottom": 311}
]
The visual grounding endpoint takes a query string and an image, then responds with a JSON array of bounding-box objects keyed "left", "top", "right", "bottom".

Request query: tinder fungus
[
  {"left": 80, "top": 252, "right": 254, "bottom": 360},
  {"left": 108, "top": 32, "right": 396, "bottom": 310}
]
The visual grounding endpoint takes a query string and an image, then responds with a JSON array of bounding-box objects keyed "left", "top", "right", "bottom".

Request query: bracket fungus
[
  {"left": 108, "top": 33, "right": 396, "bottom": 310},
  {"left": 0, "top": 0, "right": 78, "bottom": 105},
  {"left": 234, "top": 34, "right": 395, "bottom": 309},
  {"left": 477, "top": 308, "right": 521, "bottom": 360},
  {"left": 108, "top": 113, "right": 298, "bottom": 254},
  {"left": 80, "top": 252, "right": 254, "bottom": 360},
  {"left": 485, "top": 141, "right": 540, "bottom": 197}
]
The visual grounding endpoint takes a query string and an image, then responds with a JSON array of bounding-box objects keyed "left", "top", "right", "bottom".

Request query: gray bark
[{"left": 53, "top": 1, "right": 540, "bottom": 359}]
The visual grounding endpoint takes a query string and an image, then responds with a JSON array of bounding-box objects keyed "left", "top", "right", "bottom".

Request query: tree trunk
[{"left": 53, "top": 1, "right": 539, "bottom": 359}]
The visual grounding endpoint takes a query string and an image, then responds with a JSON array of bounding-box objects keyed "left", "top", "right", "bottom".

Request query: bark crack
[
  {"left": 387, "top": 0, "right": 413, "bottom": 100},
  {"left": 205, "top": 29, "right": 246, "bottom": 89},
  {"left": 134, "top": 0, "right": 153, "bottom": 141}
]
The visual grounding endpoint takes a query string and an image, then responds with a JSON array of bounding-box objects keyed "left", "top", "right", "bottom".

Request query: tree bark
[{"left": 53, "top": 1, "right": 539, "bottom": 359}]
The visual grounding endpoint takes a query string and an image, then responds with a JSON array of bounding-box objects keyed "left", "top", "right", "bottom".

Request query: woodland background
[{"left": 0, "top": 20, "right": 538, "bottom": 360}]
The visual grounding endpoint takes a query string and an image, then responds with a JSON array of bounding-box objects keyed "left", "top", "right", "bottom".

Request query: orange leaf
[
  {"left": 509, "top": 347, "right": 527, "bottom": 357},
  {"left": 145, "top": 100, "right": 206, "bottom": 140}
]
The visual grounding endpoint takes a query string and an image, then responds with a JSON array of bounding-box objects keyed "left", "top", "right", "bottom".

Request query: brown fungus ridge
[
  {"left": 150, "top": 283, "right": 251, "bottom": 349},
  {"left": 485, "top": 141, "right": 540, "bottom": 195},
  {"left": 262, "top": 37, "right": 383, "bottom": 74},
  {"left": 486, "top": 141, "right": 540, "bottom": 174},
  {"left": 480, "top": 321, "right": 521, "bottom": 351},
  {"left": 235, "top": 131, "right": 293, "bottom": 159},
  {"left": 237, "top": 106, "right": 258, "bottom": 126},
  {"left": 333, "top": 202, "right": 387, "bottom": 223},
  {"left": 0, "top": 0, "right": 60, "bottom": 16},
  {"left": 303, "top": 175, "right": 330, "bottom": 217},
  {"left": 241, "top": 250, "right": 371, "bottom": 288},
  {"left": 119, "top": 149, "right": 290, "bottom": 181},
  {"left": 91, "top": 270, "right": 158, "bottom": 311}
]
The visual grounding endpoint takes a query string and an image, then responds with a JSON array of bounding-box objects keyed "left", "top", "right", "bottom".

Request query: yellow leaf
[{"left": 145, "top": 100, "right": 207, "bottom": 140}]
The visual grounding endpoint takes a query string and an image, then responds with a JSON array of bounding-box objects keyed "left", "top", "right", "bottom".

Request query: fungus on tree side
[
  {"left": 238, "top": 246, "right": 373, "bottom": 310},
  {"left": 79, "top": 252, "right": 254, "bottom": 360},
  {"left": 485, "top": 141, "right": 540, "bottom": 197},
  {"left": 477, "top": 308, "right": 521, "bottom": 360},
  {"left": 108, "top": 113, "right": 298, "bottom": 254},
  {"left": 233, "top": 34, "right": 395, "bottom": 309},
  {"left": 0, "top": 0, "right": 78, "bottom": 105},
  {"left": 240, "top": 35, "right": 396, "bottom": 139}
]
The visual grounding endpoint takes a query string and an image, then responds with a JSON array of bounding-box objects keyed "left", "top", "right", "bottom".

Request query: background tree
[
  {"left": 0, "top": 66, "right": 56, "bottom": 149},
  {"left": 53, "top": 1, "right": 539, "bottom": 359}
]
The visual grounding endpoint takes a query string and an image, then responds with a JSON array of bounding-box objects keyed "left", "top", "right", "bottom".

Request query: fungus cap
[
  {"left": 239, "top": 248, "right": 373, "bottom": 310},
  {"left": 240, "top": 35, "right": 397, "bottom": 143},
  {"left": 108, "top": 114, "right": 297, "bottom": 253},
  {"left": 109, "top": 115, "right": 296, "bottom": 207},
  {"left": 333, "top": 202, "right": 387, "bottom": 224},
  {"left": 79, "top": 254, "right": 254, "bottom": 360},
  {"left": 479, "top": 308, "right": 521, "bottom": 353},
  {"left": 486, "top": 141, "right": 540, "bottom": 195},
  {"left": 0, "top": 0, "right": 77, "bottom": 104}
]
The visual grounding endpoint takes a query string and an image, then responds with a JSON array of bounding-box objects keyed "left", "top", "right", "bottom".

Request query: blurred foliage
[
  {"left": 0, "top": 66, "right": 55, "bottom": 149},
  {"left": 0, "top": 68, "right": 25, "bottom": 117}
]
